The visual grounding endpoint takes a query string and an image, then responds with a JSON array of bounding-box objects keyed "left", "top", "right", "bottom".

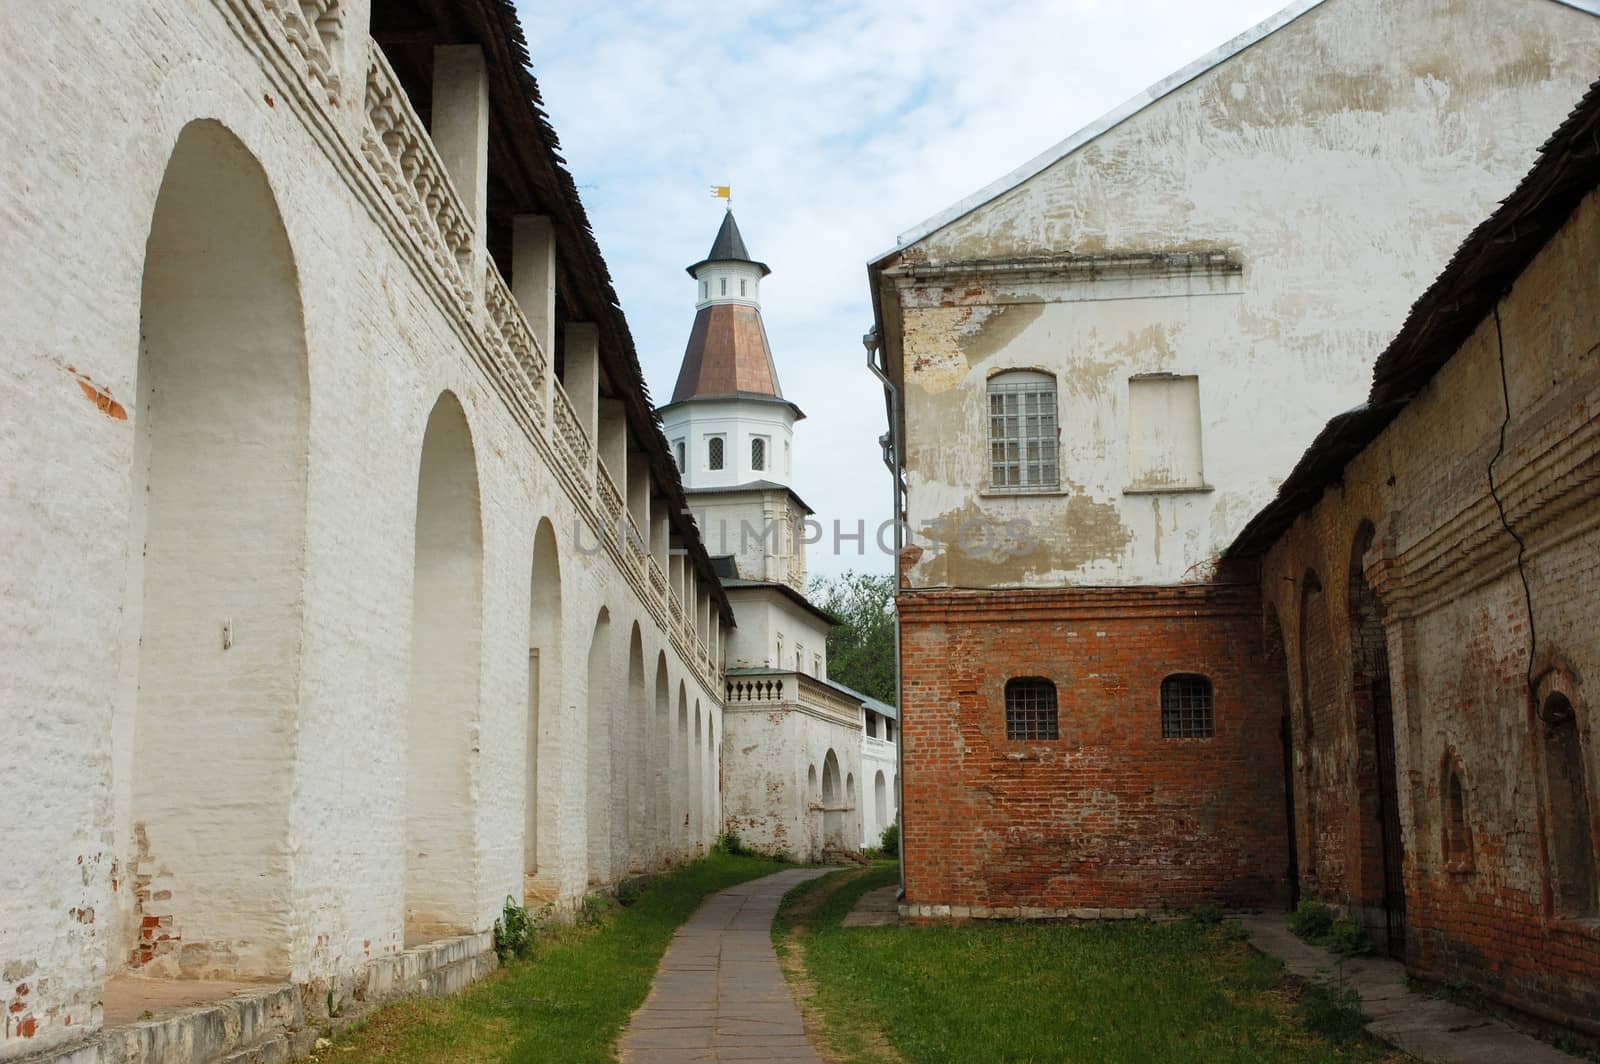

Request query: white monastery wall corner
[{"left": 0, "top": 1, "right": 728, "bottom": 1056}]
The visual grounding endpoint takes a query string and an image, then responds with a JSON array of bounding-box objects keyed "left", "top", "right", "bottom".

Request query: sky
[{"left": 515, "top": 0, "right": 1290, "bottom": 577}]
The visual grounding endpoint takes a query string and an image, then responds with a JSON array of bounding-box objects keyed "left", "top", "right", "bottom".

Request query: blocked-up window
[
  {"left": 1004, "top": 677, "right": 1059, "bottom": 740},
  {"left": 1160, "top": 674, "right": 1214, "bottom": 738},
  {"left": 674, "top": 438, "right": 686, "bottom": 471},
  {"left": 751, "top": 436, "right": 767, "bottom": 471},
  {"left": 987, "top": 371, "right": 1058, "bottom": 491},
  {"left": 1443, "top": 762, "right": 1474, "bottom": 869},
  {"left": 1128, "top": 374, "right": 1205, "bottom": 490},
  {"left": 707, "top": 435, "right": 725, "bottom": 470}
]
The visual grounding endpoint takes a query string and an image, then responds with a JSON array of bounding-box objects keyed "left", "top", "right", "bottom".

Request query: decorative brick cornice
[{"left": 897, "top": 581, "right": 1260, "bottom": 624}]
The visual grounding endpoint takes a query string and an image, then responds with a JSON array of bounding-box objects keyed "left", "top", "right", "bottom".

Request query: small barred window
[
  {"left": 752, "top": 437, "right": 766, "bottom": 471},
  {"left": 1160, "top": 675, "right": 1214, "bottom": 738},
  {"left": 708, "top": 435, "right": 725, "bottom": 470},
  {"left": 1005, "top": 677, "right": 1059, "bottom": 740}
]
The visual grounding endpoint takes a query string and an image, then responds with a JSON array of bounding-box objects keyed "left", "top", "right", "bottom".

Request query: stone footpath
[
  {"left": 1241, "top": 915, "right": 1582, "bottom": 1064},
  {"left": 617, "top": 868, "right": 828, "bottom": 1062}
]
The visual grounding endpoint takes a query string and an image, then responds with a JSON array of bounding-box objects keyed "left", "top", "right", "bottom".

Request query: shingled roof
[
  {"left": 687, "top": 210, "right": 770, "bottom": 277},
  {"left": 1224, "top": 76, "right": 1600, "bottom": 558}
]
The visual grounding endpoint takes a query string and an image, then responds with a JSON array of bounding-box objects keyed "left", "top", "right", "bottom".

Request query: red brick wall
[
  {"left": 1254, "top": 186, "right": 1600, "bottom": 1033},
  {"left": 898, "top": 582, "right": 1290, "bottom": 914}
]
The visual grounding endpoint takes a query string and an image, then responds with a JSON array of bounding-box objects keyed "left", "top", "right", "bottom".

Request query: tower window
[
  {"left": 720, "top": 277, "right": 727, "bottom": 296},
  {"left": 1160, "top": 674, "right": 1214, "bottom": 738},
  {"left": 707, "top": 435, "right": 725, "bottom": 470},
  {"left": 674, "top": 438, "right": 686, "bottom": 471},
  {"left": 701, "top": 281, "right": 707, "bottom": 300},
  {"left": 740, "top": 278, "right": 747, "bottom": 296},
  {"left": 1004, "top": 678, "right": 1059, "bottom": 740},
  {"left": 988, "top": 371, "right": 1059, "bottom": 491},
  {"left": 751, "top": 437, "right": 767, "bottom": 471}
]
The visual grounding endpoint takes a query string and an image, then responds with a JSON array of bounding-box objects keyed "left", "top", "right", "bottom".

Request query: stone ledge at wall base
[
  {"left": 16, "top": 932, "right": 495, "bottom": 1064},
  {"left": 897, "top": 903, "right": 1190, "bottom": 922}
]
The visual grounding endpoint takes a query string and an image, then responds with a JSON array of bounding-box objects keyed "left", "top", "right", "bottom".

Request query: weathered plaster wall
[
  {"left": 0, "top": 2, "right": 724, "bottom": 1055},
  {"left": 723, "top": 591, "right": 831, "bottom": 675},
  {"left": 721, "top": 680, "right": 864, "bottom": 862},
  {"left": 891, "top": 0, "right": 1600, "bottom": 588},
  {"left": 1258, "top": 187, "right": 1600, "bottom": 1027}
]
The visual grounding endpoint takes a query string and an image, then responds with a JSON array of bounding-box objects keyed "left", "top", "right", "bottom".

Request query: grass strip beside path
[
  {"left": 325, "top": 852, "right": 788, "bottom": 1064},
  {"left": 778, "top": 864, "right": 1405, "bottom": 1064}
]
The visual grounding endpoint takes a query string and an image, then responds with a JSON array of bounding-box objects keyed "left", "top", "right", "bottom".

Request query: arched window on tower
[
  {"left": 707, "top": 435, "right": 725, "bottom": 471},
  {"left": 751, "top": 436, "right": 766, "bottom": 472}
]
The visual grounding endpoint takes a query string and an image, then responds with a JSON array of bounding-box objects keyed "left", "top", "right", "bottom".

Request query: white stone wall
[
  {"left": 884, "top": 0, "right": 1600, "bottom": 589},
  {"left": 720, "top": 678, "right": 864, "bottom": 862},
  {"left": 723, "top": 590, "right": 831, "bottom": 675},
  {"left": 860, "top": 735, "right": 899, "bottom": 850},
  {"left": 0, "top": 2, "right": 724, "bottom": 1056}
]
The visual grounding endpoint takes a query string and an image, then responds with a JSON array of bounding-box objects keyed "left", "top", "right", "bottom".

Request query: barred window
[
  {"left": 1160, "top": 675, "right": 1214, "bottom": 738},
  {"left": 751, "top": 436, "right": 767, "bottom": 471},
  {"left": 708, "top": 435, "right": 725, "bottom": 470},
  {"left": 1005, "top": 677, "right": 1059, "bottom": 740},
  {"left": 988, "top": 371, "right": 1059, "bottom": 491}
]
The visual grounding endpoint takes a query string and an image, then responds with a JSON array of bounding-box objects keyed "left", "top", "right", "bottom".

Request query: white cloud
[{"left": 516, "top": 0, "right": 1291, "bottom": 576}]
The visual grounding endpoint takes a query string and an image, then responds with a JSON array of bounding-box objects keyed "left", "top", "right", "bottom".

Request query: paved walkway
[
  {"left": 841, "top": 884, "right": 900, "bottom": 927},
  {"left": 618, "top": 867, "right": 829, "bottom": 1063},
  {"left": 1241, "top": 915, "right": 1581, "bottom": 1064}
]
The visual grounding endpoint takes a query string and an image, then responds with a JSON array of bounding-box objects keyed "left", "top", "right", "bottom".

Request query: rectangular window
[
  {"left": 720, "top": 277, "right": 727, "bottom": 295},
  {"left": 751, "top": 436, "right": 767, "bottom": 471},
  {"left": 1004, "top": 677, "right": 1059, "bottom": 740},
  {"left": 988, "top": 373, "right": 1058, "bottom": 491},
  {"left": 1160, "top": 675, "right": 1215, "bottom": 738},
  {"left": 740, "top": 279, "right": 747, "bottom": 296},
  {"left": 707, "top": 435, "right": 725, "bottom": 470},
  {"left": 1128, "top": 374, "right": 1205, "bottom": 491},
  {"left": 866, "top": 712, "right": 877, "bottom": 738}
]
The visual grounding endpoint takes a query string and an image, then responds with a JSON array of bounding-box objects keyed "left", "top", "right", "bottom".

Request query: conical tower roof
[
  {"left": 672, "top": 210, "right": 783, "bottom": 403},
  {"left": 685, "top": 209, "right": 771, "bottom": 277}
]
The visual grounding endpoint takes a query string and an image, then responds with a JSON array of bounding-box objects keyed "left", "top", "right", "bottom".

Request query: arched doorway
[
  {"left": 625, "top": 624, "right": 646, "bottom": 871},
  {"left": 1298, "top": 571, "right": 1331, "bottom": 895},
  {"left": 653, "top": 655, "right": 670, "bottom": 862},
  {"left": 821, "top": 750, "right": 844, "bottom": 850},
  {"left": 526, "top": 519, "right": 561, "bottom": 886},
  {"left": 405, "top": 392, "right": 484, "bottom": 941},
  {"left": 123, "top": 119, "right": 308, "bottom": 978},
  {"left": 1348, "top": 522, "right": 1405, "bottom": 954},
  {"left": 586, "top": 608, "right": 613, "bottom": 885},
  {"left": 676, "top": 683, "right": 689, "bottom": 853},
  {"left": 691, "top": 702, "right": 703, "bottom": 850}
]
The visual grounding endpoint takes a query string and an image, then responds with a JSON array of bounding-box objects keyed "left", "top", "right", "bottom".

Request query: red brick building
[
  {"left": 866, "top": 0, "right": 1600, "bottom": 1028},
  {"left": 867, "top": 0, "right": 1597, "bottom": 918},
  {"left": 1232, "top": 79, "right": 1600, "bottom": 1031}
]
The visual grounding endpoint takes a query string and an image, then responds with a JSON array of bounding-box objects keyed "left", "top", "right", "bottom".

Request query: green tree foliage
[{"left": 809, "top": 570, "right": 896, "bottom": 705}]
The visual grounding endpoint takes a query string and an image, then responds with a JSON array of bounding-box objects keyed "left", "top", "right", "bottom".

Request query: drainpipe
[{"left": 863, "top": 325, "right": 907, "bottom": 903}]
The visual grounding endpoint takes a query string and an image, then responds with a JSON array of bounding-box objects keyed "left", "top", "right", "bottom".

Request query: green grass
[
  {"left": 777, "top": 865, "right": 1401, "bottom": 1064},
  {"left": 326, "top": 851, "right": 787, "bottom": 1063}
]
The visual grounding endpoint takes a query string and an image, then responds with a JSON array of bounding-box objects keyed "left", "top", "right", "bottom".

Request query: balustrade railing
[
  {"left": 261, "top": 0, "right": 342, "bottom": 100},
  {"left": 362, "top": 41, "right": 474, "bottom": 308},
  {"left": 726, "top": 678, "right": 785, "bottom": 704},
  {"left": 483, "top": 261, "right": 547, "bottom": 424},
  {"left": 550, "top": 377, "right": 593, "bottom": 486}
]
